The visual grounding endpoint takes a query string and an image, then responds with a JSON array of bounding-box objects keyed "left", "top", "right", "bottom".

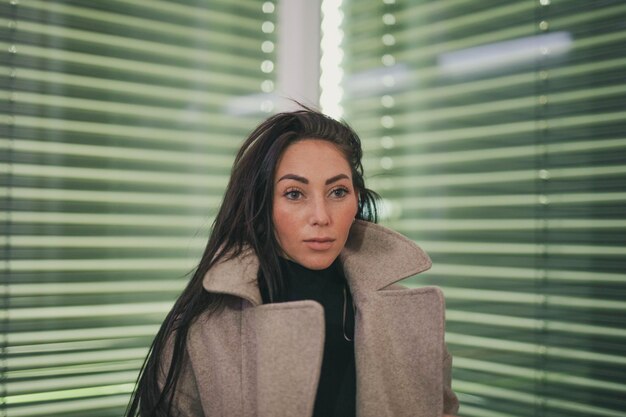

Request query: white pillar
[{"left": 276, "top": 0, "right": 321, "bottom": 110}]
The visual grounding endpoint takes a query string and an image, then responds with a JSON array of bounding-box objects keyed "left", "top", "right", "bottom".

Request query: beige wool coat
[{"left": 161, "top": 220, "right": 459, "bottom": 417}]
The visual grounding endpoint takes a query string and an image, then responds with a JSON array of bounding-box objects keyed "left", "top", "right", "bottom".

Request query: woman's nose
[{"left": 309, "top": 197, "right": 330, "bottom": 226}]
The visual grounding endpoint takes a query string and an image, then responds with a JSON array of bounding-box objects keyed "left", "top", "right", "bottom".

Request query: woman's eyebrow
[
  {"left": 277, "top": 173, "right": 350, "bottom": 185},
  {"left": 277, "top": 174, "right": 308, "bottom": 184},
  {"left": 325, "top": 173, "right": 350, "bottom": 185}
]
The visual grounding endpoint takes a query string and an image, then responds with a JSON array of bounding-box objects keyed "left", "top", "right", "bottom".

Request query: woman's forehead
[{"left": 274, "top": 140, "right": 352, "bottom": 180}]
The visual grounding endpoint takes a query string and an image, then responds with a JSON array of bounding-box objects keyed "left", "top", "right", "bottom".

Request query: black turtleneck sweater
[{"left": 260, "top": 257, "right": 356, "bottom": 417}]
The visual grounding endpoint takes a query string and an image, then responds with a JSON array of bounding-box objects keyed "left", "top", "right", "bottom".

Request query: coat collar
[{"left": 202, "top": 220, "right": 432, "bottom": 306}]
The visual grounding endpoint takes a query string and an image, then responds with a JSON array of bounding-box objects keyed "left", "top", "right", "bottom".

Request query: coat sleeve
[
  {"left": 442, "top": 345, "right": 460, "bottom": 415},
  {"left": 157, "top": 333, "right": 205, "bottom": 417}
]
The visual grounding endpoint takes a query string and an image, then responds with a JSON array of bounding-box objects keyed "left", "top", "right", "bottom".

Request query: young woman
[{"left": 126, "top": 109, "right": 459, "bottom": 417}]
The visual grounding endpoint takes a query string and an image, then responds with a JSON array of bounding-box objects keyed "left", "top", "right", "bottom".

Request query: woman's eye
[
  {"left": 331, "top": 187, "right": 349, "bottom": 198},
  {"left": 285, "top": 190, "right": 302, "bottom": 200}
]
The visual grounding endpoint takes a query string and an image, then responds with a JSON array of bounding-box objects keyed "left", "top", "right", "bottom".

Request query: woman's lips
[{"left": 303, "top": 238, "right": 335, "bottom": 251}]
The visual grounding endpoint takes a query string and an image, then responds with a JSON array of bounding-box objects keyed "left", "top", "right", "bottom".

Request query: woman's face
[{"left": 272, "top": 139, "right": 358, "bottom": 270}]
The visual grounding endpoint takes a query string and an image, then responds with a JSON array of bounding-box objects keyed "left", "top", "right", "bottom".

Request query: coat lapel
[
  {"left": 241, "top": 300, "right": 325, "bottom": 417},
  {"left": 341, "top": 221, "right": 445, "bottom": 417},
  {"left": 352, "top": 286, "right": 445, "bottom": 417},
  {"left": 339, "top": 220, "right": 432, "bottom": 294}
]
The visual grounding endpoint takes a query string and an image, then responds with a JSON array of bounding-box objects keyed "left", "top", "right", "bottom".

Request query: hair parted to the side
[{"left": 125, "top": 107, "right": 379, "bottom": 416}]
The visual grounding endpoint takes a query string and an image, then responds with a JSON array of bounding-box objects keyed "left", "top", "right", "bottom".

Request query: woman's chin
[{"left": 293, "top": 254, "right": 337, "bottom": 270}]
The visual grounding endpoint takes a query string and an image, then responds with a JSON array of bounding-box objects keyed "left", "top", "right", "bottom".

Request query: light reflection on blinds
[
  {"left": 338, "top": 0, "right": 626, "bottom": 416},
  {"left": 0, "top": 1, "right": 276, "bottom": 416}
]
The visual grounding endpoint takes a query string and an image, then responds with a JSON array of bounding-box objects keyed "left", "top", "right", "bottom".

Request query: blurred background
[{"left": 0, "top": 1, "right": 625, "bottom": 416}]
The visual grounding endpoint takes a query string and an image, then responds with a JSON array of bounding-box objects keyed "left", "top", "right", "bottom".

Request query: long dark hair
[{"left": 125, "top": 108, "right": 379, "bottom": 416}]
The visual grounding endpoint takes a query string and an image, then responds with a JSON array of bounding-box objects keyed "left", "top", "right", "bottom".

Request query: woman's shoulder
[{"left": 187, "top": 294, "right": 243, "bottom": 335}]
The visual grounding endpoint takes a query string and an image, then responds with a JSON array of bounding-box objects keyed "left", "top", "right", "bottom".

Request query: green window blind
[
  {"left": 336, "top": 1, "right": 626, "bottom": 416},
  {"left": 0, "top": 1, "right": 276, "bottom": 416}
]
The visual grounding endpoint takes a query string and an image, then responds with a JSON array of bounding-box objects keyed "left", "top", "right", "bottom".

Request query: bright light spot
[
  {"left": 380, "top": 157, "right": 394, "bottom": 170},
  {"left": 380, "top": 136, "right": 395, "bottom": 149},
  {"left": 261, "top": 100, "right": 274, "bottom": 113},
  {"left": 262, "top": 21, "right": 275, "bottom": 33},
  {"left": 382, "top": 34, "right": 396, "bottom": 46},
  {"left": 261, "top": 80, "right": 274, "bottom": 92},
  {"left": 261, "top": 60, "right": 274, "bottom": 73},
  {"left": 262, "top": 2, "right": 275, "bottom": 13},
  {"left": 261, "top": 40, "right": 275, "bottom": 53},
  {"left": 381, "top": 115, "right": 394, "bottom": 128},
  {"left": 381, "top": 95, "right": 395, "bottom": 108},
  {"left": 382, "top": 54, "right": 396, "bottom": 66},
  {"left": 382, "top": 13, "right": 396, "bottom": 25}
]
